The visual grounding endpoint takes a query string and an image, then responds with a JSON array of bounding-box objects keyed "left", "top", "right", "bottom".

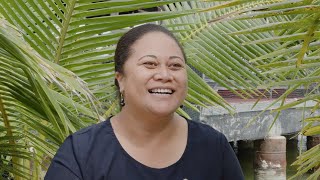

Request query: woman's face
[{"left": 116, "top": 32, "right": 188, "bottom": 116}]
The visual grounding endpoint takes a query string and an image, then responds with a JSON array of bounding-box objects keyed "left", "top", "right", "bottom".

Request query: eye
[
  {"left": 143, "top": 61, "right": 158, "bottom": 69},
  {"left": 169, "top": 63, "right": 184, "bottom": 70}
]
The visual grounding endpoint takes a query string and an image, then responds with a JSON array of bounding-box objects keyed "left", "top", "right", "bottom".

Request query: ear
[{"left": 115, "top": 71, "right": 125, "bottom": 92}]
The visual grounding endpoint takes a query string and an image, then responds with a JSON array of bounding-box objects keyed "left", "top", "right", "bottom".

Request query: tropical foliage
[
  {"left": 0, "top": 0, "right": 319, "bottom": 179},
  {"left": 0, "top": 0, "right": 224, "bottom": 179},
  {"left": 165, "top": 1, "right": 320, "bottom": 178}
]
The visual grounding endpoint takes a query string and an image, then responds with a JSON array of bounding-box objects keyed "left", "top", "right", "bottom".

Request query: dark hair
[
  {"left": 114, "top": 23, "right": 186, "bottom": 75},
  {"left": 114, "top": 24, "right": 186, "bottom": 106}
]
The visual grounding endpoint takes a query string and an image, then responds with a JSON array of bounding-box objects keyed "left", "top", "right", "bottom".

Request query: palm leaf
[
  {"left": 0, "top": 1, "right": 199, "bottom": 179},
  {"left": 223, "top": 1, "right": 320, "bottom": 179},
  {"left": 0, "top": 19, "right": 99, "bottom": 179}
]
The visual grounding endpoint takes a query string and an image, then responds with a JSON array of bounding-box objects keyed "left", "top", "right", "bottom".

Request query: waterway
[{"left": 237, "top": 136, "right": 312, "bottom": 179}]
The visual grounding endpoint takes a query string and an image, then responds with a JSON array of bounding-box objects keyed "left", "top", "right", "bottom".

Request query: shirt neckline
[{"left": 106, "top": 116, "right": 191, "bottom": 172}]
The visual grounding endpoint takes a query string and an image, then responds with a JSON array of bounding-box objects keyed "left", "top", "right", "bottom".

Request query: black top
[{"left": 45, "top": 118, "right": 244, "bottom": 180}]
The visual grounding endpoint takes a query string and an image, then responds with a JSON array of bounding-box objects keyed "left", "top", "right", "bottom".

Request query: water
[{"left": 237, "top": 136, "right": 311, "bottom": 179}]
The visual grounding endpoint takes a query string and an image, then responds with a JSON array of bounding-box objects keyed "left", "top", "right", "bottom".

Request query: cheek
[
  {"left": 180, "top": 72, "right": 188, "bottom": 87},
  {"left": 184, "top": 73, "right": 188, "bottom": 95},
  {"left": 178, "top": 73, "right": 188, "bottom": 95},
  {"left": 184, "top": 80, "right": 188, "bottom": 90},
  {"left": 126, "top": 72, "right": 149, "bottom": 90},
  {"left": 133, "top": 68, "right": 154, "bottom": 82},
  {"left": 183, "top": 81, "right": 188, "bottom": 96}
]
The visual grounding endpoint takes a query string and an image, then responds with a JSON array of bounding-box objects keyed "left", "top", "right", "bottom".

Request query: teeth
[{"left": 150, "top": 88, "right": 173, "bottom": 94}]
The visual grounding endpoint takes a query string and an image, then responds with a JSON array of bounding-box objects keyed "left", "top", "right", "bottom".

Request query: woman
[{"left": 45, "top": 24, "right": 244, "bottom": 180}]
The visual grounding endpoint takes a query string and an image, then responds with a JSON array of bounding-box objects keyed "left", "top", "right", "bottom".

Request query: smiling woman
[
  {"left": 45, "top": 24, "right": 244, "bottom": 180},
  {"left": 115, "top": 30, "right": 187, "bottom": 118}
]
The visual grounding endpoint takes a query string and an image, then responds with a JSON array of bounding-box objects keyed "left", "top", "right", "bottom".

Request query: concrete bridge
[
  {"left": 196, "top": 99, "right": 320, "bottom": 179},
  {"left": 186, "top": 86, "right": 320, "bottom": 179},
  {"left": 200, "top": 99, "right": 319, "bottom": 142}
]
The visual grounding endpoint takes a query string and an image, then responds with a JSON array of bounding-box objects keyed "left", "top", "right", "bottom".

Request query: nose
[{"left": 153, "top": 66, "right": 173, "bottom": 82}]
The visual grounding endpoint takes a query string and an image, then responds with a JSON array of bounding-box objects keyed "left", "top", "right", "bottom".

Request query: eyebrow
[
  {"left": 169, "top": 56, "right": 184, "bottom": 62},
  {"left": 138, "top": 55, "right": 184, "bottom": 62},
  {"left": 138, "top": 55, "right": 157, "bottom": 61}
]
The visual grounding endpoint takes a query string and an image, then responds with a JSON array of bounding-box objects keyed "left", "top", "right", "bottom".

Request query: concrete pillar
[{"left": 254, "top": 136, "right": 286, "bottom": 180}]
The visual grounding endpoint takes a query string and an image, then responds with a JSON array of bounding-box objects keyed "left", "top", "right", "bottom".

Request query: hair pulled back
[
  {"left": 114, "top": 24, "right": 186, "bottom": 106},
  {"left": 114, "top": 24, "right": 186, "bottom": 75}
]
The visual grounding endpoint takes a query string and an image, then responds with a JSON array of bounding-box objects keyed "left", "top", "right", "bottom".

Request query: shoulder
[
  {"left": 54, "top": 119, "right": 116, "bottom": 163},
  {"left": 187, "top": 119, "right": 230, "bottom": 152},
  {"left": 72, "top": 119, "right": 112, "bottom": 140},
  {"left": 68, "top": 119, "right": 115, "bottom": 153},
  {"left": 61, "top": 119, "right": 116, "bottom": 165},
  {"left": 183, "top": 120, "right": 234, "bottom": 177},
  {"left": 186, "top": 121, "right": 244, "bottom": 179},
  {"left": 56, "top": 119, "right": 114, "bottom": 154},
  {"left": 75, "top": 118, "right": 111, "bottom": 135},
  {"left": 187, "top": 119, "right": 225, "bottom": 141},
  {"left": 47, "top": 119, "right": 116, "bottom": 179}
]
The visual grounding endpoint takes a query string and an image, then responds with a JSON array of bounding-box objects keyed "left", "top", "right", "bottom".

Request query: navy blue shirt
[{"left": 45, "top": 118, "right": 244, "bottom": 180}]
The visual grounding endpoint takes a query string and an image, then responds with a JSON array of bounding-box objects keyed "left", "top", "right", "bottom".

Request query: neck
[
  {"left": 112, "top": 106, "right": 180, "bottom": 141},
  {"left": 123, "top": 108, "right": 175, "bottom": 131}
]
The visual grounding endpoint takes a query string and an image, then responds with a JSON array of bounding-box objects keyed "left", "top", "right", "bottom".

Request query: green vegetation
[{"left": 0, "top": 1, "right": 319, "bottom": 179}]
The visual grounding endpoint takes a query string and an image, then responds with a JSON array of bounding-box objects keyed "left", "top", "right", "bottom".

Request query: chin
[{"left": 147, "top": 105, "right": 178, "bottom": 117}]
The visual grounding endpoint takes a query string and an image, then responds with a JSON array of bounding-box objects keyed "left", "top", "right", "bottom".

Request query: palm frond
[
  {"left": 0, "top": 1, "right": 200, "bottom": 178},
  {"left": 0, "top": 18, "right": 99, "bottom": 179},
  {"left": 223, "top": 1, "right": 320, "bottom": 179}
]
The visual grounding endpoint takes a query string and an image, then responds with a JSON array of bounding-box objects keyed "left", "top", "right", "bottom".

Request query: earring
[{"left": 120, "top": 92, "right": 125, "bottom": 106}]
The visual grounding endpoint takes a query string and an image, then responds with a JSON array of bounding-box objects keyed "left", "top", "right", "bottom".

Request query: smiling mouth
[{"left": 148, "top": 88, "right": 174, "bottom": 95}]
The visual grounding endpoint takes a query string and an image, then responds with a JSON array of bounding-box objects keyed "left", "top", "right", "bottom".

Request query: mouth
[{"left": 148, "top": 88, "right": 175, "bottom": 95}]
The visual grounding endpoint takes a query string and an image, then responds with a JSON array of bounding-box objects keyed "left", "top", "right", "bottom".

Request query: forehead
[{"left": 129, "top": 32, "right": 184, "bottom": 58}]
